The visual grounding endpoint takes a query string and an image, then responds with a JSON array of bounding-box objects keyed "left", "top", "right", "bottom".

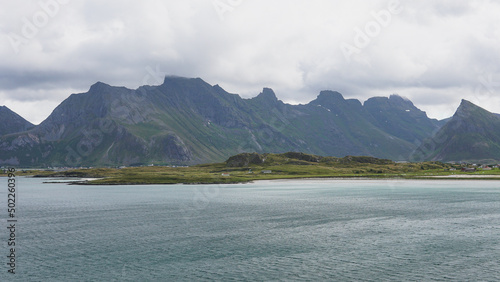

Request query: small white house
[
  {"left": 261, "top": 170, "right": 272, "bottom": 174},
  {"left": 221, "top": 173, "right": 230, "bottom": 177}
]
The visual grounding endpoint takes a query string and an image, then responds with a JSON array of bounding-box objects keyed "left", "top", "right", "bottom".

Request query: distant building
[
  {"left": 461, "top": 167, "right": 476, "bottom": 172},
  {"left": 221, "top": 173, "right": 230, "bottom": 176},
  {"left": 261, "top": 170, "right": 272, "bottom": 174}
]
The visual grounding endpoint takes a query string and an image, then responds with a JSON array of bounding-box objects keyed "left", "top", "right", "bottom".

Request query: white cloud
[{"left": 1, "top": 0, "right": 500, "bottom": 123}]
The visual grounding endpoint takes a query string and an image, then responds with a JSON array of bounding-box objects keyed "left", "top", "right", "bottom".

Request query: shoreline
[
  {"left": 252, "top": 176, "right": 500, "bottom": 183},
  {"left": 33, "top": 175, "right": 500, "bottom": 185}
]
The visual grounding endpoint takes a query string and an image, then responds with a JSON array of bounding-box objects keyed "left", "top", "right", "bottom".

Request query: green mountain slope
[
  {"left": 0, "top": 77, "right": 445, "bottom": 167},
  {"left": 412, "top": 100, "right": 500, "bottom": 163}
]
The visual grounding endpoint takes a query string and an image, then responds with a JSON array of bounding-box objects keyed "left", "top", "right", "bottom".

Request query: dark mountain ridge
[
  {"left": 364, "top": 95, "right": 442, "bottom": 144},
  {"left": 413, "top": 99, "right": 500, "bottom": 163},
  {"left": 0, "top": 106, "right": 34, "bottom": 136},
  {"left": 0, "top": 77, "right": 460, "bottom": 167}
]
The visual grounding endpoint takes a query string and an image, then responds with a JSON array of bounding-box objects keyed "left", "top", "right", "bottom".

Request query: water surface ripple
[{"left": 1, "top": 178, "right": 499, "bottom": 281}]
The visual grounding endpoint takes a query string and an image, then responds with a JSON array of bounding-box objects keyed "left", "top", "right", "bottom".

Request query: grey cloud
[{"left": 1, "top": 0, "right": 500, "bottom": 123}]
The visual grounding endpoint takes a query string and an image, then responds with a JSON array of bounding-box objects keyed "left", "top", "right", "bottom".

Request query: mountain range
[{"left": 0, "top": 76, "right": 498, "bottom": 166}]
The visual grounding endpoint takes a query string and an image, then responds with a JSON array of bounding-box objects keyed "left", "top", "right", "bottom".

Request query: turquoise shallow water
[{"left": 1, "top": 177, "right": 500, "bottom": 281}]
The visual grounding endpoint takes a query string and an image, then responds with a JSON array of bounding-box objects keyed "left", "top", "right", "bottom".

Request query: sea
[{"left": 1, "top": 177, "right": 499, "bottom": 281}]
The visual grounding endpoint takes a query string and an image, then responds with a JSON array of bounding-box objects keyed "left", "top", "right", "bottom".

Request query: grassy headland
[{"left": 4, "top": 152, "right": 500, "bottom": 184}]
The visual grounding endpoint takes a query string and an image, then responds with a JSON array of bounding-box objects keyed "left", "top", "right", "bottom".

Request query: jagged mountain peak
[
  {"left": 255, "top": 88, "right": 278, "bottom": 101},
  {"left": 317, "top": 90, "right": 344, "bottom": 100},
  {"left": 309, "top": 90, "right": 346, "bottom": 107},
  {"left": 365, "top": 94, "right": 413, "bottom": 108},
  {"left": 162, "top": 75, "right": 189, "bottom": 82},
  {"left": 363, "top": 93, "right": 439, "bottom": 144},
  {"left": 159, "top": 76, "right": 217, "bottom": 99},
  {"left": 452, "top": 99, "right": 498, "bottom": 121},
  {"left": 455, "top": 99, "right": 483, "bottom": 115},
  {"left": 213, "top": 84, "right": 224, "bottom": 91},
  {"left": 88, "top": 81, "right": 112, "bottom": 92},
  {"left": 364, "top": 96, "right": 389, "bottom": 109},
  {"left": 457, "top": 99, "right": 476, "bottom": 109},
  {"left": 0, "top": 106, "right": 34, "bottom": 135},
  {"left": 413, "top": 100, "right": 500, "bottom": 163},
  {"left": 86, "top": 81, "right": 133, "bottom": 100},
  {"left": 389, "top": 94, "right": 410, "bottom": 101},
  {"left": 162, "top": 76, "right": 206, "bottom": 86},
  {"left": 0, "top": 105, "right": 15, "bottom": 115},
  {"left": 90, "top": 81, "right": 110, "bottom": 87},
  {"left": 250, "top": 88, "right": 283, "bottom": 110}
]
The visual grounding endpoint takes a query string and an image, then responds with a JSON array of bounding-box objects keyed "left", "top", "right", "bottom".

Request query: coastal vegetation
[{"left": 3, "top": 152, "right": 500, "bottom": 185}]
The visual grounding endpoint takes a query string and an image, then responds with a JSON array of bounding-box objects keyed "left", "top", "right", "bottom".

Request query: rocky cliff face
[{"left": 0, "top": 77, "right": 448, "bottom": 167}]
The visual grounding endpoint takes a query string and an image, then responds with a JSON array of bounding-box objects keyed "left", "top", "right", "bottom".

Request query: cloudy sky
[{"left": 1, "top": 0, "right": 500, "bottom": 124}]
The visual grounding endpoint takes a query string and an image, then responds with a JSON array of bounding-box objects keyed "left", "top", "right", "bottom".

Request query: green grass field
[{"left": 3, "top": 152, "right": 499, "bottom": 184}]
